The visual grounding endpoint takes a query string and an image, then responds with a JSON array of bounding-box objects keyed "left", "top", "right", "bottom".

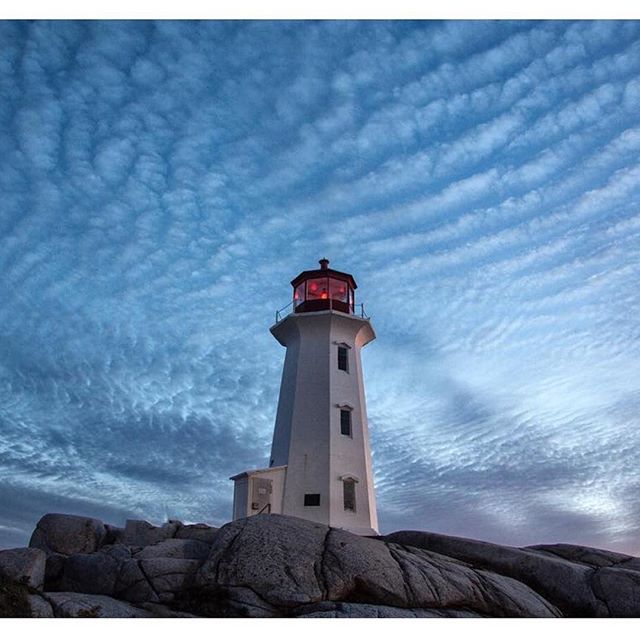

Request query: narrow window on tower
[
  {"left": 340, "top": 408, "right": 352, "bottom": 437},
  {"left": 304, "top": 493, "right": 321, "bottom": 507},
  {"left": 337, "top": 345, "right": 349, "bottom": 372},
  {"left": 343, "top": 479, "right": 356, "bottom": 512}
]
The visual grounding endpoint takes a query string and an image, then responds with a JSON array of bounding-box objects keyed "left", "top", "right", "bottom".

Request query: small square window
[
  {"left": 304, "top": 493, "right": 321, "bottom": 507},
  {"left": 338, "top": 346, "right": 349, "bottom": 372},
  {"left": 340, "top": 409, "right": 352, "bottom": 436}
]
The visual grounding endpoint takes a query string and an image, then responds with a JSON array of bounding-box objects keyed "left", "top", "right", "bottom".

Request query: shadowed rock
[
  {"left": 45, "top": 592, "right": 154, "bottom": 617},
  {"left": 114, "top": 559, "right": 158, "bottom": 603},
  {"left": 134, "top": 538, "right": 211, "bottom": 560},
  {"left": 122, "top": 520, "right": 180, "bottom": 547},
  {"left": 140, "top": 558, "right": 201, "bottom": 603},
  {"left": 58, "top": 552, "right": 122, "bottom": 596},
  {"left": 0, "top": 548, "right": 46, "bottom": 590},
  {"left": 294, "top": 601, "right": 483, "bottom": 617}
]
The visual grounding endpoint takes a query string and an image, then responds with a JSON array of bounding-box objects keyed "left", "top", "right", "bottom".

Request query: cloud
[{"left": 1, "top": 20, "right": 639, "bottom": 555}]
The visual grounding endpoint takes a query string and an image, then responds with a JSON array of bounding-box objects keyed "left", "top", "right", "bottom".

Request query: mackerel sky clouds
[{"left": 1, "top": 20, "right": 640, "bottom": 553}]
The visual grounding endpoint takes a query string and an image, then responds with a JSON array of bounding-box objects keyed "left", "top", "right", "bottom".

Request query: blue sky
[{"left": 1, "top": 20, "right": 640, "bottom": 554}]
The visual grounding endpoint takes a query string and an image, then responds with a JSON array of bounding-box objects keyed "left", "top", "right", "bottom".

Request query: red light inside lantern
[
  {"left": 321, "top": 292, "right": 328, "bottom": 299},
  {"left": 310, "top": 283, "right": 317, "bottom": 291}
]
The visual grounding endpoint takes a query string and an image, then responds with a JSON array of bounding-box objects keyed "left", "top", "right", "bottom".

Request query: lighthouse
[{"left": 230, "top": 259, "right": 378, "bottom": 535}]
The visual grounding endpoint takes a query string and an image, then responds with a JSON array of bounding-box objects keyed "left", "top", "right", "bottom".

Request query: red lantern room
[{"left": 291, "top": 258, "right": 356, "bottom": 315}]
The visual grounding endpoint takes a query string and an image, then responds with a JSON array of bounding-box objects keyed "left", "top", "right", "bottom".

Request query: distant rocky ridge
[{"left": 1, "top": 512, "right": 639, "bottom": 617}]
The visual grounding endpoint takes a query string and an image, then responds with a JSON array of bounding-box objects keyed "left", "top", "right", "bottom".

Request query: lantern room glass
[
  {"left": 292, "top": 274, "right": 355, "bottom": 314},
  {"left": 294, "top": 282, "right": 305, "bottom": 308},
  {"left": 329, "top": 278, "right": 348, "bottom": 303},
  {"left": 306, "top": 277, "right": 329, "bottom": 300}
]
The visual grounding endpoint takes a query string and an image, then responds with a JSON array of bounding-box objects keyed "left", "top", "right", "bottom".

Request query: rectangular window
[
  {"left": 304, "top": 493, "right": 321, "bottom": 507},
  {"left": 338, "top": 346, "right": 348, "bottom": 372},
  {"left": 343, "top": 480, "right": 356, "bottom": 512},
  {"left": 340, "top": 409, "right": 352, "bottom": 436}
]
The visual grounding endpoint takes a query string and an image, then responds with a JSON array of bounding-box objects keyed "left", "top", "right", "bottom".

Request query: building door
[{"left": 251, "top": 477, "right": 273, "bottom": 514}]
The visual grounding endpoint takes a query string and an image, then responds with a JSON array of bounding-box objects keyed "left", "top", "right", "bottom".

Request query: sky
[{"left": 1, "top": 19, "right": 640, "bottom": 555}]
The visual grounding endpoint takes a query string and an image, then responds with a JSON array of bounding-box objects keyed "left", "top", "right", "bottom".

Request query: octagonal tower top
[{"left": 291, "top": 258, "right": 356, "bottom": 314}]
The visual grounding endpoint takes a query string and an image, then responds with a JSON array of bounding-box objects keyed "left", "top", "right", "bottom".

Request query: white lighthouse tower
[{"left": 230, "top": 259, "right": 378, "bottom": 535}]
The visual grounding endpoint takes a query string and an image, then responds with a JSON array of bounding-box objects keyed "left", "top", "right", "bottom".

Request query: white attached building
[{"left": 230, "top": 259, "right": 378, "bottom": 535}]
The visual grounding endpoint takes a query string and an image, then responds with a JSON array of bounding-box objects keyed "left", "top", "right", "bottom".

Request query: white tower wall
[{"left": 270, "top": 309, "right": 378, "bottom": 535}]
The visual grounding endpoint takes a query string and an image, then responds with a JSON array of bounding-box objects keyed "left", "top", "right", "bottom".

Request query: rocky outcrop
[
  {"left": 0, "top": 511, "right": 637, "bottom": 617},
  {"left": 380, "top": 530, "right": 640, "bottom": 617},
  {"left": 29, "top": 514, "right": 106, "bottom": 555},
  {"left": 0, "top": 548, "right": 46, "bottom": 590},
  {"left": 195, "top": 515, "right": 559, "bottom": 617}
]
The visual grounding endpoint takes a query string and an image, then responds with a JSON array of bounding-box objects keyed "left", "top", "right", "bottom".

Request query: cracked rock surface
[{"left": 0, "top": 511, "right": 637, "bottom": 617}]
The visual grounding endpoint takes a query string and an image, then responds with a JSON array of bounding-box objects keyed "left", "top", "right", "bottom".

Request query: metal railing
[{"left": 275, "top": 300, "right": 370, "bottom": 323}]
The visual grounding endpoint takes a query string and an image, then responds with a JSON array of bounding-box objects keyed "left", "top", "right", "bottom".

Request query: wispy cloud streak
[{"left": 1, "top": 20, "right": 639, "bottom": 554}]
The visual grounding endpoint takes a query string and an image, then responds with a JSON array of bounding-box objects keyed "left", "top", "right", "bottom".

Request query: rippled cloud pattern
[{"left": 1, "top": 20, "right": 639, "bottom": 553}]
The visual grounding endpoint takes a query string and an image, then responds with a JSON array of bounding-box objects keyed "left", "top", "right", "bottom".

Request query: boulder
[
  {"left": 45, "top": 592, "right": 154, "bottom": 617},
  {"left": 324, "top": 528, "right": 559, "bottom": 616},
  {"left": 114, "top": 559, "right": 158, "bottom": 604},
  {"left": 139, "top": 558, "right": 200, "bottom": 603},
  {"left": 175, "top": 523, "right": 219, "bottom": 544},
  {"left": 26, "top": 594, "right": 54, "bottom": 617},
  {"left": 122, "top": 520, "right": 179, "bottom": 547},
  {"left": 138, "top": 602, "right": 199, "bottom": 617},
  {"left": 195, "top": 515, "right": 559, "bottom": 617},
  {"left": 175, "top": 584, "right": 280, "bottom": 617},
  {"left": 43, "top": 553, "right": 66, "bottom": 589},
  {"left": 29, "top": 514, "right": 106, "bottom": 555},
  {"left": 197, "top": 514, "right": 327, "bottom": 608},
  {"left": 0, "top": 573, "right": 34, "bottom": 617},
  {"left": 104, "top": 524, "right": 125, "bottom": 545},
  {"left": 381, "top": 530, "right": 607, "bottom": 616},
  {"left": 529, "top": 543, "right": 640, "bottom": 571},
  {"left": 58, "top": 552, "right": 122, "bottom": 595},
  {"left": 592, "top": 566, "right": 640, "bottom": 616},
  {"left": 99, "top": 544, "right": 132, "bottom": 561},
  {"left": 0, "top": 547, "right": 46, "bottom": 590},
  {"left": 135, "top": 538, "right": 211, "bottom": 561},
  {"left": 294, "top": 601, "right": 483, "bottom": 617}
]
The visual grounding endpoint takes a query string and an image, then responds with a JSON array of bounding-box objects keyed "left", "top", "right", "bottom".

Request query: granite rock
[
  {"left": 196, "top": 515, "right": 559, "bottom": 617},
  {"left": 58, "top": 551, "right": 122, "bottom": 595},
  {"left": 140, "top": 558, "right": 200, "bottom": 603},
  {"left": 0, "top": 547, "right": 46, "bottom": 590},
  {"left": 381, "top": 530, "right": 607, "bottom": 616},
  {"left": 294, "top": 601, "right": 483, "bottom": 617},
  {"left": 45, "top": 592, "right": 154, "bottom": 618},
  {"left": 134, "top": 538, "right": 210, "bottom": 561},
  {"left": 29, "top": 514, "right": 106, "bottom": 556},
  {"left": 122, "top": 520, "right": 179, "bottom": 547},
  {"left": 175, "top": 523, "right": 219, "bottom": 544}
]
